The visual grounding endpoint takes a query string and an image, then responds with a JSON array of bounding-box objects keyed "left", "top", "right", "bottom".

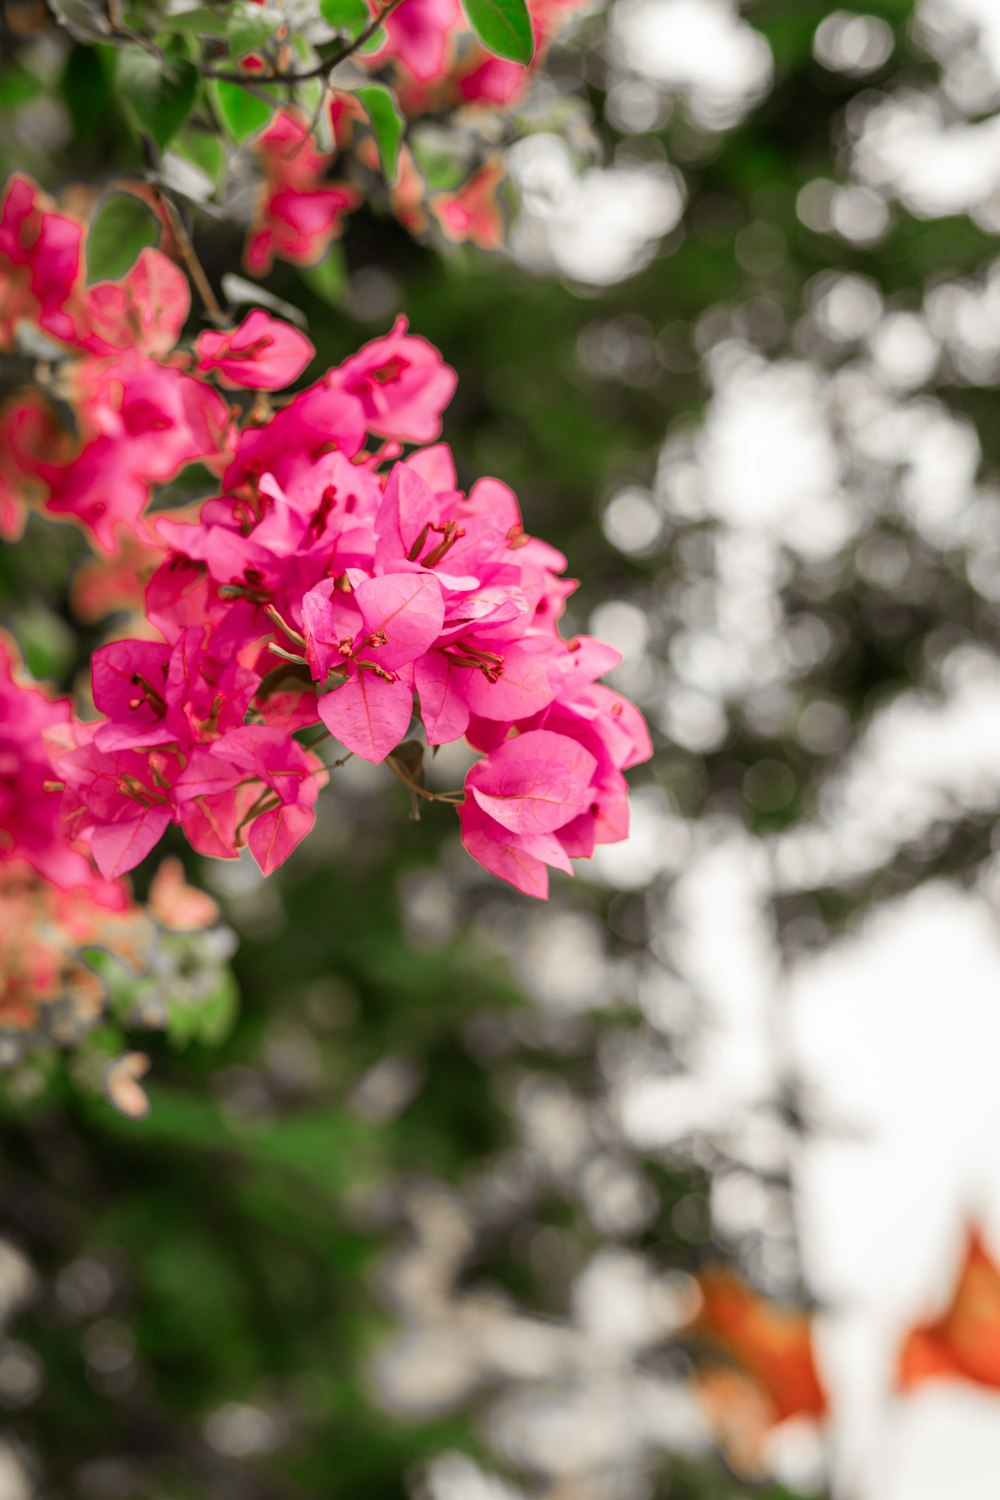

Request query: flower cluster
[
  {"left": 0, "top": 636, "right": 230, "bottom": 1102},
  {"left": 245, "top": 108, "right": 361, "bottom": 276},
  {"left": 0, "top": 175, "right": 246, "bottom": 551},
  {"left": 2, "top": 172, "right": 649, "bottom": 899},
  {"left": 234, "top": 0, "right": 590, "bottom": 271},
  {"left": 242, "top": 100, "right": 508, "bottom": 270},
  {"left": 373, "top": 0, "right": 584, "bottom": 104}
]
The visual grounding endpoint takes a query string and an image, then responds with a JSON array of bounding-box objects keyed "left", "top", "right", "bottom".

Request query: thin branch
[
  {"left": 156, "top": 184, "right": 226, "bottom": 324},
  {"left": 106, "top": 0, "right": 162, "bottom": 58},
  {"left": 384, "top": 754, "right": 464, "bottom": 805},
  {"left": 202, "top": 0, "right": 408, "bottom": 86}
]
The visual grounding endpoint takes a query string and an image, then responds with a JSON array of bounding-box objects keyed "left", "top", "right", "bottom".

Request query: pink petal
[
  {"left": 374, "top": 461, "right": 438, "bottom": 568},
  {"left": 89, "top": 806, "right": 172, "bottom": 880},
  {"left": 302, "top": 579, "right": 361, "bottom": 681},
  {"left": 404, "top": 442, "right": 457, "bottom": 494},
  {"left": 414, "top": 652, "right": 470, "bottom": 745},
  {"left": 248, "top": 801, "right": 316, "bottom": 874},
  {"left": 459, "top": 798, "right": 560, "bottom": 898},
  {"left": 468, "top": 729, "right": 597, "bottom": 835},
  {"left": 91, "top": 640, "right": 171, "bottom": 725},
  {"left": 318, "top": 670, "right": 413, "bottom": 762},
  {"left": 464, "top": 641, "right": 558, "bottom": 721},
  {"left": 196, "top": 309, "right": 315, "bottom": 391},
  {"left": 354, "top": 570, "right": 444, "bottom": 670}
]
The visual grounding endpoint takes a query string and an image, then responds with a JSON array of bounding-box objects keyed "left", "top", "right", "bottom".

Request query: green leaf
[
  {"left": 0, "top": 60, "right": 43, "bottom": 108},
  {"left": 116, "top": 45, "right": 198, "bottom": 151},
  {"left": 299, "top": 246, "right": 347, "bottom": 306},
  {"left": 87, "top": 192, "right": 160, "bottom": 281},
  {"left": 357, "top": 23, "right": 384, "bottom": 52},
  {"left": 165, "top": 971, "right": 239, "bottom": 1049},
  {"left": 318, "top": 0, "right": 367, "bottom": 32},
  {"left": 15, "top": 603, "right": 76, "bottom": 681},
  {"left": 410, "top": 128, "right": 466, "bottom": 190},
  {"left": 62, "top": 42, "right": 114, "bottom": 137},
  {"left": 171, "top": 125, "right": 226, "bottom": 187},
  {"left": 220, "top": 272, "right": 309, "bottom": 326},
  {"left": 227, "top": 1, "right": 280, "bottom": 62},
  {"left": 158, "top": 5, "right": 228, "bottom": 35},
  {"left": 207, "top": 77, "right": 274, "bottom": 143},
  {"left": 461, "top": 0, "right": 533, "bottom": 64},
  {"left": 48, "top": 0, "right": 112, "bottom": 43},
  {"left": 355, "top": 82, "right": 404, "bottom": 184}
]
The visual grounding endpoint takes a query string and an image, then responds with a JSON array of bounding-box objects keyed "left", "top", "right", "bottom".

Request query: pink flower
[
  {"left": 82, "top": 249, "right": 190, "bottom": 359},
  {"left": 334, "top": 317, "right": 457, "bottom": 443},
  {"left": 368, "top": 0, "right": 463, "bottom": 82},
  {"left": 41, "top": 363, "right": 232, "bottom": 552},
  {"left": 459, "top": 729, "right": 598, "bottom": 897},
  {"left": 90, "top": 629, "right": 257, "bottom": 752},
  {"left": 432, "top": 161, "right": 506, "bottom": 250},
  {"left": 0, "top": 174, "right": 85, "bottom": 349},
  {"left": 245, "top": 110, "right": 360, "bottom": 275},
  {"left": 457, "top": 0, "right": 589, "bottom": 106},
  {"left": 174, "top": 726, "right": 325, "bottom": 874},
  {"left": 0, "top": 396, "right": 67, "bottom": 542},
  {"left": 468, "top": 728, "right": 598, "bottom": 835},
  {"left": 458, "top": 51, "right": 527, "bottom": 106},
  {"left": 154, "top": 456, "right": 382, "bottom": 652},
  {"left": 195, "top": 309, "right": 315, "bottom": 391},
  {"left": 53, "top": 727, "right": 177, "bottom": 882},
  {"left": 0, "top": 636, "right": 98, "bottom": 891},
  {"left": 306, "top": 570, "right": 445, "bottom": 761},
  {"left": 223, "top": 374, "right": 369, "bottom": 493}
]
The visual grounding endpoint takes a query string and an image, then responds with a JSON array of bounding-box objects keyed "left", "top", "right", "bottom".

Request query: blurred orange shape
[
  {"left": 148, "top": 856, "right": 219, "bottom": 932},
  {"left": 105, "top": 1051, "right": 151, "bottom": 1120},
  {"left": 898, "top": 1228, "right": 1000, "bottom": 1391},
  {"left": 695, "top": 1269, "right": 827, "bottom": 1424},
  {"left": 697, "top": 1365, "right": 777, "bottom": 1479}
]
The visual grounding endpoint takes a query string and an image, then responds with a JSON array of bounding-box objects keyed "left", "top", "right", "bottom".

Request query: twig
[
  {"left": 384, "top": 754, "right": 463, "bottom": 805},
  {"left": 156, "top": 184, "right": 226, "bottom": 324},
  {"left": 202, "top": 0, "right": 408, "bottom": 85}
]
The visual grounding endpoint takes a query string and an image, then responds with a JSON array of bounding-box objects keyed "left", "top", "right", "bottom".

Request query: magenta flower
[
  {"left": 307, "top": 570, "right": 445, "bottom": 762},
  {"left": 459, "top": 729, "right": 598, "bottom": 898},
  {"left": 334, "top": 317, "right": 458, "bottom": 443},
  {"left": 244, "top": 110, "right": 360, "bottom": 276},
  {"left": 41, "top": 364, "right": 232, "bottom": 552},
  {"left": 82, "top": 248, "right": 190, "bottom": 358},
  {"left": 1, "top": 182, "right": 651, "bottom": 898},
  {"left": 368, "top": 0, "right": 463, "bottom": 82},
  {"left": 175, "top": 727, "right": 325, "bottom": 875},
  {"left": 53, "top": 728, "right": 177, "bottom": 882},
  {"left": 0, "top": 637, "right": 99, "bottom": 891},
  {"left": 467, "top": 728, "right": 598, "bottom": 835},
  {"left": 195, "top": 309, "right": 315, "bottom": 391},
  {"left": 90, "top": 630, "right": 257, "bottom": 753},
  {"left": 0, "top": 174, "right": 85, "bottom": 348}
]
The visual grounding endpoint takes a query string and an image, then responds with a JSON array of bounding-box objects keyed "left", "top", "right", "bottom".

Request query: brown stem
[
  {"left": 384, "top": 754, "right": 464, "bottom": 805},
  {"left": 156, "top": 185, "right": 225, "bottom": 324},
  {"left": 106, "top": 0, "right": 161, "bottom": 57}
]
